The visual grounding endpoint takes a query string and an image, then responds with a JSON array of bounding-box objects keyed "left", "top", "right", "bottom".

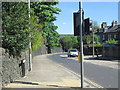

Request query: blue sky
[{"left": 54, "top": 2, "right": 118, "bottom": 34}]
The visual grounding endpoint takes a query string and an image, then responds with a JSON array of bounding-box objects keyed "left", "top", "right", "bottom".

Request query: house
[
  {"left": 104, "top": 24, "right": 120, "bottom": 44},
  {"left": 95, "top": 21, "right": 120, "bottom": 44}
]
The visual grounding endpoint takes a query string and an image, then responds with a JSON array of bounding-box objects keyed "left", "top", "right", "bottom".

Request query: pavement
[{"left": 3, "top": 54, "right": 93, "bottom": 88}]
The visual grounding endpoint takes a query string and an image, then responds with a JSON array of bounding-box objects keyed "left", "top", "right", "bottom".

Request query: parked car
[{"left": 67, "top": 49, "right": 78, "bottom": 57}]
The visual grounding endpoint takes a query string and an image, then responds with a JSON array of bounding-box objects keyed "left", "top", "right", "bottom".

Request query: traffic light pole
[{"left": 79, "top": 1, "right": 84, "bottom": 88}]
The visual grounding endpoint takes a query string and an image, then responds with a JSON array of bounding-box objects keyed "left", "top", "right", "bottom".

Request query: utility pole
[
  {"left": 92, "top": 29, "right": 95, "bottom": 58},
  {"left": 28, "top": 0, "right": 32, "bottom": 71},
  {"left": 79, "top": 1, "right": 84, "bottom": 88}
]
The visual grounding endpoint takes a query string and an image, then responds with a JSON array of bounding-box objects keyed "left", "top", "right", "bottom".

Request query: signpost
[
  {"left": 79, "top": 1, "right": 84, "bottom": 88},
  {"left": 73, "top": 1, "right": 84, "bottom": 88}
]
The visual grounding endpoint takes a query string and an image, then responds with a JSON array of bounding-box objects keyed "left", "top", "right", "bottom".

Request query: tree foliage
[
  {"left": 92, "top": 21, "right": 99, "bottom": 31},
  {"left": 60, "top": 36, "right": 78, "bottom": 51},
  {"left": 42, "top": 22, "right": 60, "bottom": 53},
  {"left": 30, "top": 2, "right": 61, "bottom": 23},
  {"left": 2, "top": 2, "right": 30, "bottom": 55},
  {"left": 83, "top": 34, "right": 98, "bottom": 44},
  {"left": 83, "top": 34, "right": 102, "bottom": 47},
  {"left": 30, "top": 2, "right": 61, "bottom": 53},
  {"left": 2, "top": 2, "right": 61, "bottom": 55},
  {"left": 29, "top": 8, "right": 44, "bottom": 50}
]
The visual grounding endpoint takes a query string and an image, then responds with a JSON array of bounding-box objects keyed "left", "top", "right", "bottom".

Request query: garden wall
[{"left": 102, "top": 45, "right": 120, "bottom": 59}]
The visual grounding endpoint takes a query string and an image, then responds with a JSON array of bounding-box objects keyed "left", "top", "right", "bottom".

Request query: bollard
[
  {"left": 78, "top": 52, "right": 84, "bottom": 63},
  {"left": 21, "top": 59, "right": 26, "bottom": 77},
  {"left": 78, "top": 52, "right": 80, "bottom": 63}
]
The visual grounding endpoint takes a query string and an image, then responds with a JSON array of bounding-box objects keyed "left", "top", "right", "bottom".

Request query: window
[
  {"left": 108, "top": 34, "right": 111, "bottom": 40},
  {"left": 114, "top": 34, "right": 117, "bottom": 39},
  {"left": 103, "top": 35, "right": 105, "bottom": 40}
]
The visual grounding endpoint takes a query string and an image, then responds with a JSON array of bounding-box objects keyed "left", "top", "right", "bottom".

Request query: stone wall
[
  {"left": 32, "top": 45, "right": 63, "bottom": 57},
  {"left": 51, "top": 47, "right": 63, "bottom": 53},
  {"left": 1, "top": 48, "right": 29, "bottom": 86},
  {"left": 102, "top": 45, "right": 120, "bottom": 59},
  {"left": 32, "top": 45, "right": 47, "bottom": 57}
]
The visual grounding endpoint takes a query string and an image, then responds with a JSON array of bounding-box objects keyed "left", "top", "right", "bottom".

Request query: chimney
[
  {"left": 111, "top": 21, "right": 118, "bottom": 27},
  {"left": 101, "top": 22, "right": 107, "bottom": 28}
]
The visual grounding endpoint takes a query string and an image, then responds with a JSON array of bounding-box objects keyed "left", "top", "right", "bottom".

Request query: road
[{"left": 47, "top": 53, "right": 119, "bottom": 88}]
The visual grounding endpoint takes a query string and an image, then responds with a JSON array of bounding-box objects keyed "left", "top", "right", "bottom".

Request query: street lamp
[
  {"left": 91, "top": 20, "right": 95, "bottom": 58},
  {"left": 28, "top": 0, "right": 32, "bottom": 71}
]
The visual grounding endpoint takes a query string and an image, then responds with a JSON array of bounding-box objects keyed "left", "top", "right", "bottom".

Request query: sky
[{"left": 54, "top": 2, "right": 118, "bottom": 34}]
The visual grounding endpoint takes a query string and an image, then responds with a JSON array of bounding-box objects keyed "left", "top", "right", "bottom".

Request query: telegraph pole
[
  {"left": 92, "top": 29, "right": 95, "bottom": 58},
  {"left": 79, "top": 1, "right": 84, "bottom": 88},
  {"left": 28, "top": 0, "right": 32, "bottom": 71}
]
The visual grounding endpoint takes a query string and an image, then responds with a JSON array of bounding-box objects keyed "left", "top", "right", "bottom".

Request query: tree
[
  {"left": 83, "top": 34, "right": 102, "bottom": 47},
  {"left": 30, "top": 2, "right": 61, "bottom": 53},
  {"left": 2, "top": 2, "right": 61, "bottom": 55},
  {"left": 29, "top": 8, "right": 44, "bottom": 50},
  {"left": 2, "top": 2, "right": 30, "bottom": 55},
  {"left": 92, "top": 21, "right": 99, "bottom": 31},
  {"left": 42, "top": 22, "right": 60, "bottom": 53},
  {"left": 30, "top": 2, "right": 61, "bottom": 23},
  {"left": 60, "top": 36, "right": 78, "bottom": 52}
]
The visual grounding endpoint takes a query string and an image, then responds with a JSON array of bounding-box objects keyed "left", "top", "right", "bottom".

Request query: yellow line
[{"left": 56, "top": 63, "right": 107, "bottom": 89}]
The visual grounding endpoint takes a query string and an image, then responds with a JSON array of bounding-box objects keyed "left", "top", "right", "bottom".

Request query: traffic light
[
  {"left": 83, "top": 18, "right": 92, "bottom": 35},
  {"left": 73, "top": 12, "right": 81, "bottom": 36}
]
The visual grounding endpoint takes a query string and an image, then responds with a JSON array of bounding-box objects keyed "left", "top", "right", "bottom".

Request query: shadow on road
[{"left": 84, "top": 56, "right": 119, "bottom": 62}]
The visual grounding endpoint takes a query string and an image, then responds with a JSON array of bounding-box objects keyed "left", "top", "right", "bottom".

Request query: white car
[{"left": 68, "top": 49, "right": 78, "bottom": 57}]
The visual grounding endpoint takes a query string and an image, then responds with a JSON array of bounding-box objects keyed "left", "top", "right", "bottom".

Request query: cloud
[{"left": 62, "top": 22, "right": 67, "bottom": 25}]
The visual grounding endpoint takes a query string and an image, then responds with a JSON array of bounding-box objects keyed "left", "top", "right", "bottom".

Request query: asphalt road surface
[{"left": 47, "top": 53, "right": 119, "bottom": 88}]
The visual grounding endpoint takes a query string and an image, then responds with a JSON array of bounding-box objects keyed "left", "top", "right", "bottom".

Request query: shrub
[{"left": 106, "top": 39, "right": 118, "bottom": 44}]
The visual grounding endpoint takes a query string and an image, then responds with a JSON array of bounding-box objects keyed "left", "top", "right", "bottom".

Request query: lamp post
[
  {"left": 92, "top": 29, "right": 95, "bottom": 58},
  {"left": 91, "top": 20, "right": 95, "bottom": 58},
  {"left": 28, "top": 0, "right": 32, "bottom": 71}
]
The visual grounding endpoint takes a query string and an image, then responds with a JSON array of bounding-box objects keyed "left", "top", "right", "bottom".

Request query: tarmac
[
  {"left": 68, "top": 55, "right": 119, "bottom": 69},
  {"left": 84, "top": 55, "right": 119, "bottom": 69},
  {"left": 3, "top": 54, "right": 93, "bottom": 89}
]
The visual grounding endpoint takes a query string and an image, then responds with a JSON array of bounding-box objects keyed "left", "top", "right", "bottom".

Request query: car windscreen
[{"left": 69, "top": 50, "right": 77, "bottom": 52}]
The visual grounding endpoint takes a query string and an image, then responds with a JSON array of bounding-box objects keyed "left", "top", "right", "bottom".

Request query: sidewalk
[{"left": 3, "top": 54, "right": 91, "bottom": 88}]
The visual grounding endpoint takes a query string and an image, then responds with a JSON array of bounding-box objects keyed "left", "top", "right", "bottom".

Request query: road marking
[{"left": 56, "top": 63, "right": 107, "bottom": 89}]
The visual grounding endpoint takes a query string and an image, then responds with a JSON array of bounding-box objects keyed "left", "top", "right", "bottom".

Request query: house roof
[{"left": 105, "top": 24, "right": 120, "bottom": 33}]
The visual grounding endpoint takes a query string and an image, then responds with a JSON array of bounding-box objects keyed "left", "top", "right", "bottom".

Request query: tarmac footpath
[{"left": 3, "top": 54, "right": 92, "bottom": 89}]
